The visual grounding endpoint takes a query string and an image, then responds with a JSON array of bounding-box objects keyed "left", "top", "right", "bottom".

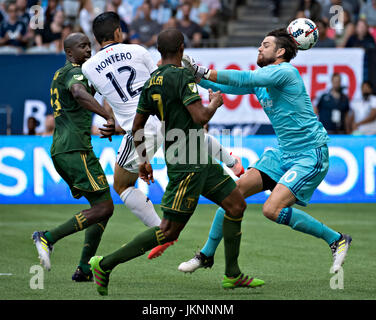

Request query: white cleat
[
  {"left": 32, "top": 231, "right": 53, "bottom": 271},
  {"left": 330, "top": 233, "right": 352, "bottom": 273},
  {"left": 178, "top": 252, "right": 214, "bottom": 273}
]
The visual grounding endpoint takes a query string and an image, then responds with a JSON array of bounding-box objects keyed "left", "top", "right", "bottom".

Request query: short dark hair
[
  {"left": 92, "top": 12, "right": 120, "bottom": 44},
  {"left": 157, "top": 29, "right": 184, "bottom": 58},
  {"left": 267, "top": 28, "right": 298, "bottom": 62}
]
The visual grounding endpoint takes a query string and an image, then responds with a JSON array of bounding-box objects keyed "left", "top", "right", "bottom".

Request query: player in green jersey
[
  {"left": 32, "top": 33, "right": 116, "bottom": 281},
  {"left": 89, "top": 29, "right": 264, "bottom": 295}
]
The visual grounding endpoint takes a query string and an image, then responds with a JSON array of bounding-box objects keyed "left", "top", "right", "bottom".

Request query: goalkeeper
[{"left": 178, "top": 28, "right": 352, "bottom": 274}]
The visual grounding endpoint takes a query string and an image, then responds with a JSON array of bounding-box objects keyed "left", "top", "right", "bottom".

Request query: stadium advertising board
[
  {"left": 0, "top": 48, "right": 364, "bottom": 135},
  {"left": 0, "top": 135, "right": 374, "bottom": 204}
]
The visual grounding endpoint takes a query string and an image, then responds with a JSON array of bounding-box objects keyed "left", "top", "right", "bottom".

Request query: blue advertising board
[{"left": 0, "top": 135, "right": 375, "bottom": 204}]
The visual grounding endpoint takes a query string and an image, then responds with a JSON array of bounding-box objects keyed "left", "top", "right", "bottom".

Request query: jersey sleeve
[
  {"left": 65, "top": 68, "right": 90, "bottom": 92},
  {"left": 141, "top": 46, "right": 158, "bottom": 74},
  {"left": 199, "top": 79, "right": 256, "bottom": 95},
  {"left": 217, "top": 64, "right": 294, "bottom": 88},
  {"left": 181, "top": 69, "right": 201, "bottom": 107}
]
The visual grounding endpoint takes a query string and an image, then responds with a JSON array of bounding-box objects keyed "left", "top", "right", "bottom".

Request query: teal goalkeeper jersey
[{"left": 200, "top": 62, "right": 329, "bottom": 154}]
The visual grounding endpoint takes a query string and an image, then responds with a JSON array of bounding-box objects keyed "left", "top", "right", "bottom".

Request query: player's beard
[{"left": 257, "top": 54, "right": 276, "bottom": 67}]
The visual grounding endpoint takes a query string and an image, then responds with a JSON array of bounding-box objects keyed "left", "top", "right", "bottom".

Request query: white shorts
[{"left": 116, "top": 132, "right": 163, "bottom": 173}]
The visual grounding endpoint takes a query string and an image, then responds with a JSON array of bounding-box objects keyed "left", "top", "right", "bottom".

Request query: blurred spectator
[
  {"left": 26, "top": 116, "right": 37, "bottom": 135},
  {"left": 62, "top": 0, "right": 80, "bottom": 26},
  {"left": 321, "top": 0, "right": 353, "bottom": 24},
  {"left": 16, "top": 0, "right": 30, "bottom": 25},
  {"left": 270, "top": 0, "right": 281, "bottom": 22},
  {"left": 110, "top": 0, "right": 134, "bottom": 25},
  {"left": 16, "top": 0, "right": 36, "bottom": 47},
  {"left": 359, "top": 0, "right": 376, "bottom": 27},
  {"left": 130, "top": 0, "right": 161, "bottom": 48},
  {"left": 201, "top": 0, "right": 222, "bottom": 38},
  {"left": 345, "top": 19, "right": 376, "bottom": 48},
  {"left": 35, "top": 9, "right": 64, "bottom": 52},
  {"left": 42, "top": 114, "right": 55, "bottom": 136},
  {"left": 332, "top": 9, "right": 355, "bottom": 47},
  {"left": 295, "top": 0, "right": 322, "bottom": 22},
  {"left": 45, "top": 0, "right": 60, "bottom": 24},
  {"left": 315, "top": 18, "right": 336, "bottom": 47},
  {"left": 151, "top": 0, "right": 172, "bottom": 25},
  {"left": 79, "top": 0, "right": 96, "bottom": 47},
  {"left": 347, "top": 81, "right": 376, "bottom": 135},
  {"left": 105, "top": 0, "right": 130, "bottom": 43},
  {"left": 316, "top": 73, "right": 351, "bottom": 134},
  {"left": 176, "top": 1, "right": 203, "bottom": 47},
  {"left": 0, "top": 0, "right": 28, "bottom": 53}
]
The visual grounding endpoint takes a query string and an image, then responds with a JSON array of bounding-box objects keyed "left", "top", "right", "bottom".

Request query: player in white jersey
[{"left": 82, "top": 12, "right": 244, "bottom": 261}]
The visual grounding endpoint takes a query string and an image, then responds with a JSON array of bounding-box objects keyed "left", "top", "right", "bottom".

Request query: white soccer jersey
[{"left": 82, "top": 43, "right": 160, "bottom": 134}]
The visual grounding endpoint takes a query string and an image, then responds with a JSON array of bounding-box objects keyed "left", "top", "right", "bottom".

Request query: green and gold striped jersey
[
  {"left": 137, "top": 64, "right": 208, "bottom": 172},
  {"left": 50, "top": 61, "right": 93, "bottom": 156}
]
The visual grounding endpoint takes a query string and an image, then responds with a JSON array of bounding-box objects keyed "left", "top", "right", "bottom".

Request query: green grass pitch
[{"left": 1, "top": 203, "right": 375, "bottom": 300}]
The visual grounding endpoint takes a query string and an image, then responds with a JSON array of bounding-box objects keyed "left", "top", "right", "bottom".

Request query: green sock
[
  {"left": 100, "top": 227, "right": 166, "bottom": 271},
  {"left": 46, "top": 212, "right": 89, "bottom": 244},
  {"left": 223, "top": 213, "right": 242, "bottom": 277},
  {"left": 79, "top": 219, "right": 108, "bottom": 274}
]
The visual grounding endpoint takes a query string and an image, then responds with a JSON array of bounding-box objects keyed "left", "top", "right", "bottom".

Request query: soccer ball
[{"left": 287, "top": 18, "right": 319, "bottom": 50}]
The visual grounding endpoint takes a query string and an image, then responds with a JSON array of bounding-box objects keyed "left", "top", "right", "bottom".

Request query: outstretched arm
[
  {"left": 70, "top": 83, "right": 115, "bottom": 140},
  {"left": 199, "top": 79, "right": 255, "bottom": 95}
]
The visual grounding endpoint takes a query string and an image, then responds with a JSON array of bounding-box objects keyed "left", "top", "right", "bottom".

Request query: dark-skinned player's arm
[
  {"left": 185, "top": 89, "right": 223, "bottom": 125},
  {"left": 132, "top": 112, "right": 154, "bottom": 185},
  {"left": 70, "top": 83, "right": 116, "bottom": 141}
]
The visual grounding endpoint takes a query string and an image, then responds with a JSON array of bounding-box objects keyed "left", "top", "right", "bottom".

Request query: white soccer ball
[{"left": 287, "top": 18, "right": 319, "bottom": 50}]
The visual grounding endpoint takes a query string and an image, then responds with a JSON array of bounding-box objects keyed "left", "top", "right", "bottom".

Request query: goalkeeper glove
[{"left": 182, "top": 54, "right": 211, "bottom": 82}]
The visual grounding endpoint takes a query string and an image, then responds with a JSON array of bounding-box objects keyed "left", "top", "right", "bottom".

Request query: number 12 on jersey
[{"left": 106, "top": 66, "right": 142, "bottom": 102}]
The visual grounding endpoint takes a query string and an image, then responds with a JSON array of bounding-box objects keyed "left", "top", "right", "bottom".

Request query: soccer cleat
[
  {"left": 222, "top": 273, "right": 265, "bottom": 289},
  {"left": 330, "top": 233, "right": 352, "bottom": 273},
  {"left": 229, "top": 153, "right": 245, "bottom": 178},
  {"left": 72, "top": 266, "right": 93, "bottom": 282},
  {"left": 89, "top": 256, "right": 111, "bottom": 296},
  {"left": 32, "top": 231, "right": 53, "bottom": 271},
  {"left": 148, "top": 240, "right": 177, "bottom": 259},
  {"left": 178, "top": 252, "right": 214, "bottom": 273}
]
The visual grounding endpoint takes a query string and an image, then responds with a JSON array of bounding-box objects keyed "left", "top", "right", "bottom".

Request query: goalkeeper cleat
[
  {"left": 72, "top": 266, "right": 93, "bottom": 282},
  {"left": 148, "top": 240, "right": 177, "bottom": 259},
  {"left": 32, "top": 231, "right": 53, "bottom": 271},
  {"left": 222, "top": 273, "right": 265, "bottom": 289},
  {"left": 229, "top": 153, "right": 245, "bottom": 178},
  {"left": 330, "top": 233, "right": 352, "bottom": 273},
  {"left": 89, "top": 256, "right": 111, "bottom": 296},
  {"left": 178, "top": 252, "right": 214, "bottom": 273}
]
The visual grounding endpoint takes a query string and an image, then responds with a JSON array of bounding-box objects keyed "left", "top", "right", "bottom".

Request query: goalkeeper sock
[
  {"left": 223, "top": 212, "right": 242, "bottom": 277},
  {"left": 201, "top": 207, "right": 225, "bottom": 257},
  {"left": 45, "top": 212, "right": 89, "bottom": 244},
  {"left": 100, "top": 227, "right": 167, "bottom": 271},
  {"left": 79, "top": 219, "right": 108, "bottom": 274},
  {"left": 277, "top": 207, "right": 341, "bottom": 245}
]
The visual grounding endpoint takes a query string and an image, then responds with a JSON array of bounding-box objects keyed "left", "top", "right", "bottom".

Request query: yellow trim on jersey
[
  {"left": 172, "top": 173, "right": 194, "bottom": 211},
  {"left": 80, "top": 152, "right": 100, "bottom": 191},
  {"left": 183, "top": 95, "right": 200, "bottom": 105},
  {"left": 204, "top": 176, "right": 231, "bottom": 196}
]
